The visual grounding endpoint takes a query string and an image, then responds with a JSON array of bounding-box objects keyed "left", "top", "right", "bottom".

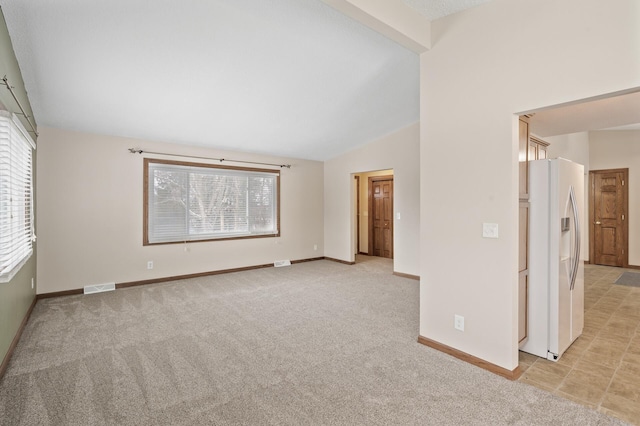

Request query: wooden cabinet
[
  {"left": 518, "top": 200, "right": 529, "bottom": 344},
  {"left": 519, "top": 118, "right": 529, "bottom": 197},
  {"left": 518, "top": 119, "right": 551, "bottom": 346},
  {"left": 529, "top": 135, "right": 549, "bottom": 161},
  {"left": 518, "top": 117, "right": 530, "bottom": 345},
  {"left": 518, "top": 271, "right": 528, "bottom": 343},
  {"left": 519, "top": 201, "right": 529, "bottom": 271}
]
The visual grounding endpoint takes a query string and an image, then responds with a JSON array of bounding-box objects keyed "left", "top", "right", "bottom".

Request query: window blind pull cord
[
  {"left": 1, "top": 76, "right": 38, "bottom": 137},
  {"left": 128, "top": 148, "right": 291, "bottom": 169}
]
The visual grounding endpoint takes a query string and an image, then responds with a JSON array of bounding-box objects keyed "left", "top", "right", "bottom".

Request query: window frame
[
  {"left": 143, "top": 158, "right": 280, "bottom": 246},
  {"left": 0, "top": 111, "right": 35, "bottom": 283}
]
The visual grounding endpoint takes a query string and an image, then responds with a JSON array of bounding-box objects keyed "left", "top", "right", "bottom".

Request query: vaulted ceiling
[{"left": 0, "top": 0, "right": 491, "bottom": 161}]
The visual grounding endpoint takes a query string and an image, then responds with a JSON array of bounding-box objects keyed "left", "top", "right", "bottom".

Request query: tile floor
[{"left": 518, "top": 264, "right": 640, "bottom": 424}]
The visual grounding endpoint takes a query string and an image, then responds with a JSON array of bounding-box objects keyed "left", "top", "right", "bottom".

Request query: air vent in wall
[{"left": 84, "top": 282, "right": 116, "bottom": 294}]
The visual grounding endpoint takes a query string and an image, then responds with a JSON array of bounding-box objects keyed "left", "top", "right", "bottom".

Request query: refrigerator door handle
[{"left": 569, "top": 186, "right": 580, "bottom": 291}]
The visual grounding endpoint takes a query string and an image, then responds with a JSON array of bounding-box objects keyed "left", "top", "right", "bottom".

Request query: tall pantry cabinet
[
  {"left": 519, "top": 117, "right": 550, "bottom": 345},
  {"left": 518, "top": 117, "right": 530, "bottom": 344}
]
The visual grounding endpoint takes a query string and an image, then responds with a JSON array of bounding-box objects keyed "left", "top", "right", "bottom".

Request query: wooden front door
[
  {"left": 590, "top": 169, "right": 628, "bottom": 267},
  {"left": 369, "top": 176, "right": 393, "bottom": 258}
]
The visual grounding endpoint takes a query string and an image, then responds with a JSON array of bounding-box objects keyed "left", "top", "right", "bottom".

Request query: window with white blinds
[
  {"left": 0, "top": 111, "right": 35, "bottom": 283},
  {"left": 144, "top": 159, "right": 280, "bottom": 244}
]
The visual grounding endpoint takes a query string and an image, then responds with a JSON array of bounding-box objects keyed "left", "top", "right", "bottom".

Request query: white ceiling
[
  {"left": 0, "top": 2, "right": 378, "bottom": 160},
  {"left": 0, "top": 0, "right": 499, "bottom": 161},
  {"left": 529, "top": 90, "right": 640, "bottom": 137},
  {"left": 3, "top": 0, "right": 637, "bottom": 161}
]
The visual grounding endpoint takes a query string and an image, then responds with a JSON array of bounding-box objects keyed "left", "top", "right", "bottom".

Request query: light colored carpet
[
  {"left": 0, "top": 257, "right": 626, "bottom": 425},
  {"left": 615, "top": 271, "right": 640, "bottom": 288}
]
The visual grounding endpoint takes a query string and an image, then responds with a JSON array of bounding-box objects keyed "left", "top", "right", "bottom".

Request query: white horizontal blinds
[
  {"left": 248, "top": 175, "right": 276, "bottom": 233},
  {"left": 148, "top": 161, "right": 278, "bottom": 243},
  {"left": 149, "top": 166, "right": 188, "bottom": 241},
  {"left": 188, "top": 171, "right": 249, "bottom": 235},
  {"left": 0, "top": 112, "right": 34, "bottom": 282}
]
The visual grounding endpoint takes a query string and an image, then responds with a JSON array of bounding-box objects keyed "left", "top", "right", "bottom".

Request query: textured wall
[
  {"left": 324, "top": 123, "right": 420, "bottom": 276},
  {"left": 36, "top": 127, "right": 324, "bottom": 294},
  {"left": 0, "top": 8, "right": 37, "bottom": 371},
  {"left": 420, "top": 0, "right": 640, "bottom": 370}
]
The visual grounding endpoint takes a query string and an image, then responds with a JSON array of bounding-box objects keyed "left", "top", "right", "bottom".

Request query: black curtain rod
[
  {"left": 128, "top": 148, "right": 291, "bottom": 168},
  {"left": 1, "top": 75, "right": 38, "bottom": 136}
]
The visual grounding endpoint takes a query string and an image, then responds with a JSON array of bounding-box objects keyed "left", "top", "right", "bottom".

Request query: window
[
  {"left": 0, "top": 111, "right": 35, "bottom": 283},
  {"left": 144, "top": 159, "right": 280, "bottom": 245}
]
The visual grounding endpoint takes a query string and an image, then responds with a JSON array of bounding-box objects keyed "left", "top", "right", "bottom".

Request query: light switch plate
[
  {"left": 454, "top": 314, "right": 464, "bottom": 331},
  {"left": 482, "top": 223, "right": 499, "bottom": 239}
]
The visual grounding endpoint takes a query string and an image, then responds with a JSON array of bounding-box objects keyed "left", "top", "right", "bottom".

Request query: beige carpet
[{"left": 0, "top": 257, "right": 626, "bottom": 425}]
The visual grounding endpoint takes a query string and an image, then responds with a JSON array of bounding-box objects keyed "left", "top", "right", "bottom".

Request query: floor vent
[
  {"left": 84, "top": 282, "right": 116, "bottom": 295},
  {"left": 274, "top": 260, "right": 291, "bottom": 267}
]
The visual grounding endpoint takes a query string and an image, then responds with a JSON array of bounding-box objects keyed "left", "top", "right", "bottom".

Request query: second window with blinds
[{"left": 144, "top": 159, "right": 280, "bottom": 245}]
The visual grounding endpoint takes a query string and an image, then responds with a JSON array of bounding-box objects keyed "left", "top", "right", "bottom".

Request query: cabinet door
[
  {"left": 518, "top": 271, "right": 528, "bottom": 343},
  {"left": 519, "top": 119, "right": 529, "bottom": 197},
  {"left": 538, "top": 144, "right": 547, "bottom": 159},
  {"left": 529, "top": 140, "right": 538, "bottom": 161},
  {"left": 529, "top": 137, "right": 550, "bottom": 161},
  {"left": 519, "top": 202, "right": 528, "bottom": 271},
  {"left": 518, "top": 202, "right": 528, "bottom": 343}
]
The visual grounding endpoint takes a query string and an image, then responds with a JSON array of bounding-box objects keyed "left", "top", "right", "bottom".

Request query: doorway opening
[
  {"left": 515, "top": 87, "right": 640, "bottom": 377},
  {"left": 353, "top": 169, "right": 394, "bottom": 260}
]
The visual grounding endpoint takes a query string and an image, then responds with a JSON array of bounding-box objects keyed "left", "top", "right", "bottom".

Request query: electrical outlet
[
  {"left": 314, "top": 244, "right": 318, "bottom": 251},
  {"left": 31, "top": 277, "right": 34, "bottom": 289},
  {"left": 147, "top": 261, "right": 154, "bottom": 270},
  {"left": 454, "top": 314, "right": 465, "bottom": 331}
]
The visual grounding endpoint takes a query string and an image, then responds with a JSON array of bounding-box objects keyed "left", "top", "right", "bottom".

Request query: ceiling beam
[{"left": 322, "top": 0, "right": 430, "bottom": 53}]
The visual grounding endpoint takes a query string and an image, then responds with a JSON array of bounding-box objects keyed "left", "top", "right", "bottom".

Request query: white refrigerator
[{"left": 521, "top": 158, "right": 584, "bottom": 361}]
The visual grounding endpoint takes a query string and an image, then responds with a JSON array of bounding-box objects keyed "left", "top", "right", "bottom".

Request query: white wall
[
  {"left": 324, "top": 123, "right": 420, "bottom": 276},
  {"left": 546, "top": 132, "right": 590, "bottom": 169},
  {"left": 546, "top": 132, "right": 590, "bottom": 261},
  {"left": 420, "top": 0, "right": 640, "bottom": 370},
  {"left": 36, "top": 127, "right": 324, "bottom": 294},
  {"left": 589, "top": 130, "right": 640, "bottom": 265}
]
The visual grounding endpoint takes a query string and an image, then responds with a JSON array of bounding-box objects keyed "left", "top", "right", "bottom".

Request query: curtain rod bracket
[{"left": 1, "top": 75, "right": 38, "bottom": 137}]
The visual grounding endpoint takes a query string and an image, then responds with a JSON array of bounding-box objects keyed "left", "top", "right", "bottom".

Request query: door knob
[{"left": 595, "top": 221, "right": 601, "bottom": 225}]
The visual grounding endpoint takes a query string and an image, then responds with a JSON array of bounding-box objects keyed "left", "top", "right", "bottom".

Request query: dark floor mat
[{"left": 614, "top": 271, "right": 640, "bottom": 287}]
